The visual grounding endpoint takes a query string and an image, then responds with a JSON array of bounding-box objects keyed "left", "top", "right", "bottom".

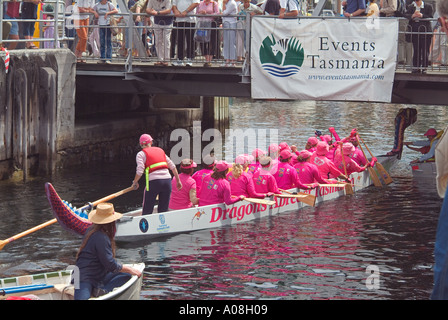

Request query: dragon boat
[{"left": 45, "top": 153, "right": 397, "bottom": 243}]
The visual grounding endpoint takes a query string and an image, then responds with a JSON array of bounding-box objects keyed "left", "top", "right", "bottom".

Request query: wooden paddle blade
[
  {"left": 298, "top": 192, "right": 316, "bottom": 207},
  {"left": 276, "top": 193, "right": 316, "bottom": 207},
  {"left": 368, "top": 167, "right": 382, "bottom": 187},
  {"left": 376, "top": 162, "right": 393, "bottom": 185},
  {"left": 344, "top": 183, "right": 354, "bottom": 195},
  {"left": 244, "top": 198, "right": 276, "bottom": 206}
]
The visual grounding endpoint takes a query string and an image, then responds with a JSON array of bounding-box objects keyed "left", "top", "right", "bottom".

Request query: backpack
[{"left": 395, "top": 0, "right": 406, "bottom": 17}]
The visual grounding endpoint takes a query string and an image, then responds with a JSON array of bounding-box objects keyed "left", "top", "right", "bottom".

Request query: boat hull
[
  {"left": 46, "top": 155, "right": 397, "bottom": 242},
  {"left": 114, "top": 169, "right": 372, "bottom": 242},
  {"left": 410, "top": 161, "right": 436, "bottom": 181}
]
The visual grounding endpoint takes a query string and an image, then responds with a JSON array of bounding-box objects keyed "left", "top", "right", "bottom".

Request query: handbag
[{"left": 194, "top": 20, "right": 212, "bottom": 43}]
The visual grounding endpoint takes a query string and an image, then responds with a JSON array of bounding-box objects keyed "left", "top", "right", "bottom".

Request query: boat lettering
[
  {"left": 209, "top": 202, "right": 268, "bottom": 223},
  {"left": 317, "top": 186, "right": 343, "bottom": 197}
]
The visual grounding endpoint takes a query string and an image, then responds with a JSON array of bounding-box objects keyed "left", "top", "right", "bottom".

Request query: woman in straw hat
[
  {"left": 74, "top": 203, "right": 142, "bottom": 300},
  {"left": 132, "top": 133, "right": 182, "bottom": 215}
]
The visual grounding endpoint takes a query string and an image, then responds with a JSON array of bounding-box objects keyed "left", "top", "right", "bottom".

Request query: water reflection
[{"left": 0, "top": 100, "right": 445, "bottom": 300}]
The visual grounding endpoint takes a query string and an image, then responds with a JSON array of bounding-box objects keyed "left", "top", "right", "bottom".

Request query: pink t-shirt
[
  {"left": 199, "top": 175, "right": 240, "bottom": 206},
  {"left": 309, "top": 153, "right": 344, "bottom": 179},
  {"left": 294, "top": 162, "right": 328, "bottom": 184},
  {"left": 351, "top": 147, "right": 367, "bottom": 166},
  {"left": 247, "top": 162, "right": 261, "bottom": 176},
  {"left": 272, "top": 162, "right": 308, "bottom": 190},
  {"left": 252, "top": 169, "right": 280, "bottom": 194},
  {"left": 227, "top": 171, "right": 266, "bottom": 198},
  {"left": 333, "top": 154, "right": 364, "bottom": 176},
  {"left": 192, "top": 168, "right": 213, "bottom": 197},
  {"left": 169, "top": 173, "right": 197, "bottom": 210},
  {"left": 197, "top": 0, "right": 220, "bottom": 21}
]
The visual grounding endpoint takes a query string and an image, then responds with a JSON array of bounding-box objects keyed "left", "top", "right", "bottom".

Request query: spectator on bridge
[
  {"left": 222, "top": 0, "right": 238, "bottom": 66},
  {"left": 405, "top": 0, "right": 433, "bottom": 73},
  {"left": 367, "top": 0, "right": 380, "bottom": 17},
  {"left": 75, "top": 0, "right": 96, "bottom": 63},
  {"left": 279, "top": 0, "right": 299, "bottom": 18},
  {"left": 171, "top": 0, "right": 199, "bottom": 66},
  {"left": 237, "top": 0, "right": 263, "bottom": 62},
  {"left": 42, "top": 4, "right": 60, "bottom": 49},
  {"left": 379, "top": 0, "right": 397, "bottom": 17},
  {"left": 342, "top": 0, "right": 366, "bottom": 17},
  {"left": 21, "top": 0, "right": 41, "bottom": 49},
  {"left": 93, "top": 0, "right": 118, "bottom": 64},
  {"left": 196, "top": 0, "right": 220, "bottom": 67},
  {"left": 3, "top": 0, "right": 21, "bottom": 50},
  {"left": 147, "top": 0, "right": 174, "bottom": 66},
  {"left": 263, "top": 0, "right": 281, "bottom": 15}
]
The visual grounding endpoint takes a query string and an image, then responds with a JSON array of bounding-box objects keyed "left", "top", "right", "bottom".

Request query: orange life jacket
[{"left": 143, "top": 147, "right": 168, "bottom": 173}]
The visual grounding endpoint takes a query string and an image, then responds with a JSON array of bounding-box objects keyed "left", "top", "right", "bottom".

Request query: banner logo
[{"left": 259, "top": 35, "right": 304, "bottom": 78}]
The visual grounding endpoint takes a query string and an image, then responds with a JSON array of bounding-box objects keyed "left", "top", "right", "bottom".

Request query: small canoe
[
  {"left": 0, "top": 263, "right": 145, "bottom": 300},
  {"left": 410, "top": 161, "right": 436, "bottom": 181},
  {"left": 46, "top": 154, "right": 397, "bottom": 242}
]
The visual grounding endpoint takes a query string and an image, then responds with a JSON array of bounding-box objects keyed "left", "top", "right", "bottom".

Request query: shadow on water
[{"left": 0, "top": 100, "right": 445, "bottom": 300}]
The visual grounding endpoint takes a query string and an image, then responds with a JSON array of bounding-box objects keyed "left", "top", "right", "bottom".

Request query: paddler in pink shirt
[
  {"left": 272, "top": 150, "right": 313, "bottom": 190},
  {"left": 349, "top": 137, "right": 368, "bottom": 166},
  {"left": 192, "top": 154, "right": 216, "bottom": 197},
  {"left": 333, "top": 143, "right": 370, "bottom": 176},
  {"left": 252, "top": 156, "right": 281, "bottom": 195},
  {"left": 169, "top": 159, "right": 199, "bottom": 210},
  {"left": 310, "top": 141, "right": 349, "bottom": 181},
  {"left": 199, "top": 161, "right": 245, "bottom": 206},
  {"left": 227, "top": 155, "right": 270, "bottom": 199},
  {"left": 293, "top": 150, "right": 327, "bottom": 186},
  {"left": 305, "top": 137, "right": 319, "bottom": 153},
  {"left": 248, "top": 148, "right": 265, "bottom": 175}
]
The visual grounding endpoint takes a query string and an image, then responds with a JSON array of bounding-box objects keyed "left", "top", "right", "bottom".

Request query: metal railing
[{"left": 1, "top": 1, "right": 448, "bottom": 76}]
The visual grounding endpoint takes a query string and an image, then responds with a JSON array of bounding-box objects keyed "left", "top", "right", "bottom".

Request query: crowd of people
[
  {"left": 2, "top": 0, "right": 446, "bottom": 70},
  {"left": 130, "top": 129, "right": 374, "bottom": 214}
]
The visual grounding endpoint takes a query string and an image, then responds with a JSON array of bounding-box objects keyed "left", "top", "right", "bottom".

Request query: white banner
[{"left": 250, "top": 17, "right": 398, "bottom": 102}]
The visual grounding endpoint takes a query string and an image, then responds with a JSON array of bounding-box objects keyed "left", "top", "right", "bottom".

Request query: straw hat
[{"left": 88, "top": 203, "right": 123, "bottom": 224}]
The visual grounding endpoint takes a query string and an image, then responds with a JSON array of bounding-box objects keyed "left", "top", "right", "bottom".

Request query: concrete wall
[
  {"left": 0, "top": 49, "right": 228, "bottom": 180},
  {"left": 0, "top": 49, "right": 75, "bottom": 179}
]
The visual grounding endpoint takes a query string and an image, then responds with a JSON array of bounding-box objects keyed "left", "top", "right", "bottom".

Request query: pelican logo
[
  {"left": 139, "top": 218, "right": 149, "bottom": 233},
  {"left": 259, "top": 35, "right": 304, "bottom": 77}
]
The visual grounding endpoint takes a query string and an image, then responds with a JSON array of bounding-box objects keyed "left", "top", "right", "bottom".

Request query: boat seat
[{"left": 54, "top": 284, "right": 75, "bottom": 299}]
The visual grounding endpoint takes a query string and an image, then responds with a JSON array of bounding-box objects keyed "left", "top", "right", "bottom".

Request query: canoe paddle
[
  {"left": 355, "top": 136, "right": 383, "bottom": 187},
  {"left": 0, "top": 185, "right": 134, "bottom": 251},
  {"left": 278, "top": 189, "right": 316, "bottom": 207},
  {"left": 358, "top": 135, "right": 393, "bottom": 185},
  {"left": 340, "top": 144, "right": 355, "bottom": 195},
  {"left": 243, "top": 197, "right": 276, "bottom": 206}
]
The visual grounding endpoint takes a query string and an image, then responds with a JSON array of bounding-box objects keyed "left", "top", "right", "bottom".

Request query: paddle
[
  {"left": 340, "top": 144, "right": 354, "bottom": 195},
  {"left": 355, "top": 136, "right": 383, "bottom": 187},
  {"left": 278, "top": 189, "right": 316, "bottom": 207},
  {"left": 243, "top": 197, "right": 276, "bottom": 206},
  {"left": 307, "top": 183, "right": 349, "bottom": 188},
  {"left": 0, "top": 186, "right": 134, "bottom": 251},
  {"left": 358, "top": 135, "right": 393, "bottom": 185}
]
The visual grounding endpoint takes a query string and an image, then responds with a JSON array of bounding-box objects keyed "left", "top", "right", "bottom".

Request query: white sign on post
[{"left": 250, "top": 17, "right": 398, "bottom": 102}]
